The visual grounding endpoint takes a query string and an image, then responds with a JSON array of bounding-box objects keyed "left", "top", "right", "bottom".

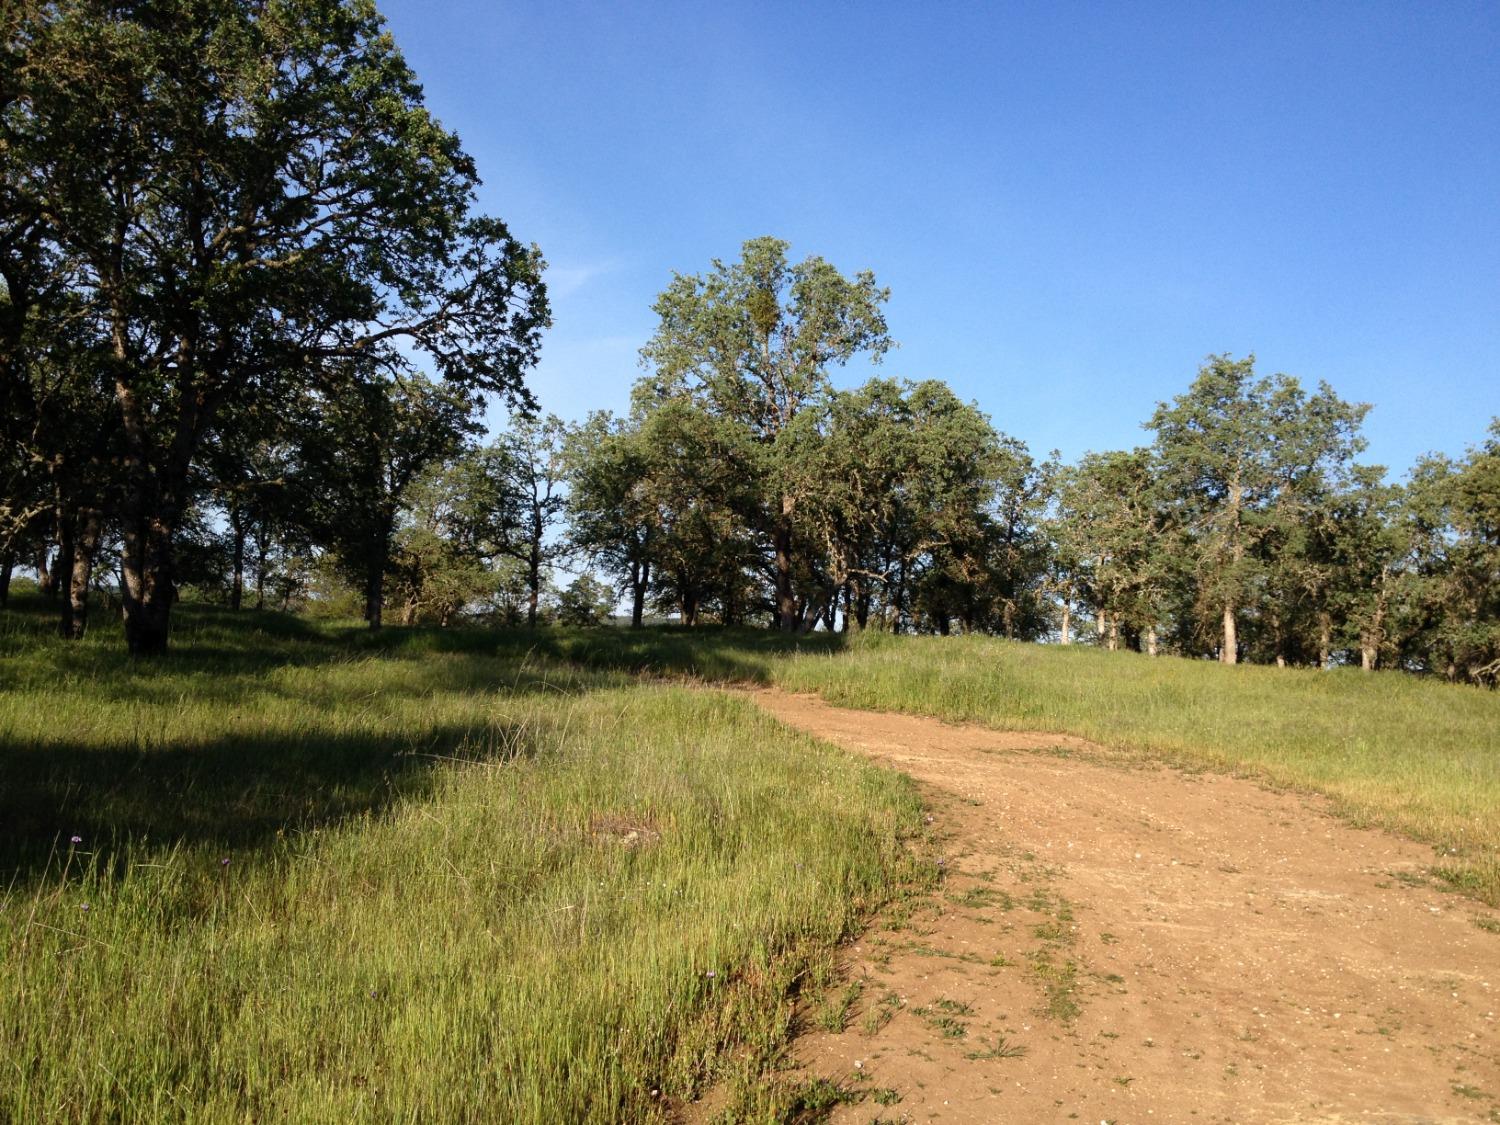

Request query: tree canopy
[
  {"left": 1, "top": 0, "right": 547, "bottom": 651},
  {"left": 0, "top": 4, "right": 1492, "bottom": 683}
]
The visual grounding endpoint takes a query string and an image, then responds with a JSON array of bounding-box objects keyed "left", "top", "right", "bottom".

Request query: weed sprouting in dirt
[
  {"left": 912, "top": 998, "right": 971, "bottom": 1039},
  {"left": 813, "top": 978, "right": 867, "bottom": 1033},
  {"left": 965, "top": 1035, "right": 1027, "bottom": 1060},
  {"left": 860, "top": 989, "right": 905, "bottom": 1036},
  {"left": 1029, "top": 951, "right": 1083, "bottom": 1022}
]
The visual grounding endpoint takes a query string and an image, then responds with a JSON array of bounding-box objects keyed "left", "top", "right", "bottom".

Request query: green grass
[
  {"left": 0, "top": 602, "right": 924, "bottom": 1123},
  {"left": 504, "top": 624, "right": 1499, "bottom": 904},
  {"left": 6, "top": 599, "right": 1497, "bottom": 1119}
]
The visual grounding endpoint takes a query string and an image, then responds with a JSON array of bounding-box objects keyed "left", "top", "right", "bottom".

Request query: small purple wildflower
[
  {"left": 69, "top": 835, "right": 82, "bottom": 845},
  {"left": 79, "top": 904, "right": 90, "bottom": 912},
  {"left": 704, "top": 970, "right": 716, "bottom": 978},
  {"left": 220, "top": 857, "right": 231, "bottom": 866}
]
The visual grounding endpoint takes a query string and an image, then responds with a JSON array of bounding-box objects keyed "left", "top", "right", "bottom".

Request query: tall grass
[
  {"left": 0, "top": 604, "right": 924, "bottom": 1122},
  {"left": 8, "top": 598, "right": 1493, "bottom": 1121}
]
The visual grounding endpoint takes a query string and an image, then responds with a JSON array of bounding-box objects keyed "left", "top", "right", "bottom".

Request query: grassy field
[
  {"left": 6, "top": 602, "right": 1497, "bottom": 1122},
  {"left": 0, "top": 603, "right": 927, "bottom": 1123},
  {"left": 552, "top": 627, "right": 1500, "bottom": 906}
]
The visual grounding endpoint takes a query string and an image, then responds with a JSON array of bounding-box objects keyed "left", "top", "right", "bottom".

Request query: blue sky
[{"left": 380, "top": 0, "right": 1499, "bottom": 476}]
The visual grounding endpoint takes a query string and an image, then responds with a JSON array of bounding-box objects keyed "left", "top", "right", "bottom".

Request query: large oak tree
[
  {"left": 639, "top": 237, "right": 891, "bottom": 631},
  {"left": 3, "top": 0, "right": 547, "bottom": 652}
]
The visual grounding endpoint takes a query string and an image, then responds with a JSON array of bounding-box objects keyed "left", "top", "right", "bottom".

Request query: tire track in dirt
[{"left": 745, "top": 688, "right": 1500, "bottom": 1123}]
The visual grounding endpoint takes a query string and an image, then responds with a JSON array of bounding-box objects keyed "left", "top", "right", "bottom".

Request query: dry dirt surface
[{"left": 744, "top": 688, "right": 1500, "bottom": 1124}]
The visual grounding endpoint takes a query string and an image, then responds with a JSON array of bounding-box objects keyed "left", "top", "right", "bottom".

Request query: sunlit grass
[
  {"left": 370, "top": 621, "right": 1500, "bottom": 905},
  {"left": 7, "top": 597, "right": 1494, "bottom": 1122},
  {"left": 0, "top": 603, "right": 925, "bottom": 1122},
  {"left": 499, "top": 621, "right": 1499, "bottom": 905}
]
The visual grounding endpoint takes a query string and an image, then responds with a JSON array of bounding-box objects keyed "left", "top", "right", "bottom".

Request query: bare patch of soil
[
  {"left": 588, "top": 812, "right": 661, "bottom": 848},
  {"left": 745, "top": 688, "right": 1500, "bottom": 1124}
]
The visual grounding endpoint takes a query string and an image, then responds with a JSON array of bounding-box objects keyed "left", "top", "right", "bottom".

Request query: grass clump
[
  {"left": 965, "top": 1035, "right": 1027, "bottom": 1061},
  {"left": 0, "top": 604, "right": 923, "bottom": 1123},
  {"left": 812, "top": 978, "right": 866, "bottom": 1033}
]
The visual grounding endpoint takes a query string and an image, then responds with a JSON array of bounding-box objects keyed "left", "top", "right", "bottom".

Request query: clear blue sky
[{"left": 380, "top": 0, "right": 1499, "bottom": 477}]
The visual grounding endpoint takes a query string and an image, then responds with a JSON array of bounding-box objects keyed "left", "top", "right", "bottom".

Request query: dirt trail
[{"left": 745, "top": 688, "right": 1500, "bottom": 1124}]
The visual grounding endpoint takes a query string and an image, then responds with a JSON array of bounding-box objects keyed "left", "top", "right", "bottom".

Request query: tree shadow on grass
[
  {"left": 513, "top": 624, "right": 848, "bottom": 685},
  {"left": 0, "top": 720, "right": 537, "bottom": 887},
  {"left": 1, "top": 602, "right": 852, "bottom": 886},
  {"left": 5, "top": 596, "right": 849, "bottom": 686}
]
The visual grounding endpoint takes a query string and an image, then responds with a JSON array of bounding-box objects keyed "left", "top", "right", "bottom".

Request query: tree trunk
[
  {"left": 1060, "top": 603, "right": 1070, "bottom": 645},
  {"left": 0, "top": 550, "right": 12, "bottom": 607},
  {"left": 229, "top": 508, "right": 246, "bottom": 612},
  {"left": 60, "top": 508, "right": 102, "bottom": 640},
  {"left": 1145, "top": 625, "right": 1158, "bottom": 657},
  {"left": 54, "top": 510, "right": 75, "bottom": 630},
  {"left": 796, "top": 586, "right": 836, "bottom": 635},
  {"left": 120, "top": 514, "right": 175, "bottom": 656},
  {"left": 840, "top": 581, "right": 853, "bottom": 633},
  {"left": 1105, "top": 612, "right": 1118, "bottom": 652},
  {"left": 773, "top": 511, "right": 796, "bottom": 632},
  {"left": 1221, "top": 479, "right": 1242, "bottom": 666},
  {"left": 47, "top": 510, "right": 69, "bottom": 603},
  {"left": 722, "top": 575, "right": 741, "bottom": 626},
  {"left": 253, "top": 537, "right": 269, "bottom": 611},
  {"left": 35, "top": 543, "right": 56, "bottom": 601},
  {"left": 821, "top": 599, "right": 837, "bottom": 633},
  {"left": 1317, "top": 614, "right": 1331, "bottom": 670},
  {"left": 115, "top": 371, "right": 201, "bottom": 656},
  {"left": 630, "top": 560, "right": 647, "bottom": 628},
  {"left": 526, "top": 515, "right": 542, "bottom": 627},
  {"left": 364, "top": 560, "right": 384, "bottom": 629},
  {"left": 1360, "top": 592, "right": 1386, "bottom": 672},
  {"left": 890, "top": 558, "right": 908, "bottom": 634}
]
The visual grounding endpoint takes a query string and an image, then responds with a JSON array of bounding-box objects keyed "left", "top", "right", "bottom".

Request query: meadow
[
  {"left": 4, "top": 600, "right": 1498, "bottom": 1123},
  {"left": 557, "top": 626, "right": 1500, "bottom": 906},
  {"left": 0, "top": 602, "right": 926, "bottom": 1123}
]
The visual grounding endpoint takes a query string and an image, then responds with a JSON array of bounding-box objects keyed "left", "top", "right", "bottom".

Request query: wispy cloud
[{"left": 545, "top": 260, "right": 621, "bottom": 300}]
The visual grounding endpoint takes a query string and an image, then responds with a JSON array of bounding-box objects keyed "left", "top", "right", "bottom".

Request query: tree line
[
  {"left": 3, "top": 5, "right": 1495, "bottom": 683},
  {"left": 570, "top": 237, "right": 1498, "bottom": 684}
]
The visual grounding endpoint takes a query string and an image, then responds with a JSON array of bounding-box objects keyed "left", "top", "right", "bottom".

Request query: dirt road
[{"left": 746, "top": 688, "right": 1500, "bottom": 1123}]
